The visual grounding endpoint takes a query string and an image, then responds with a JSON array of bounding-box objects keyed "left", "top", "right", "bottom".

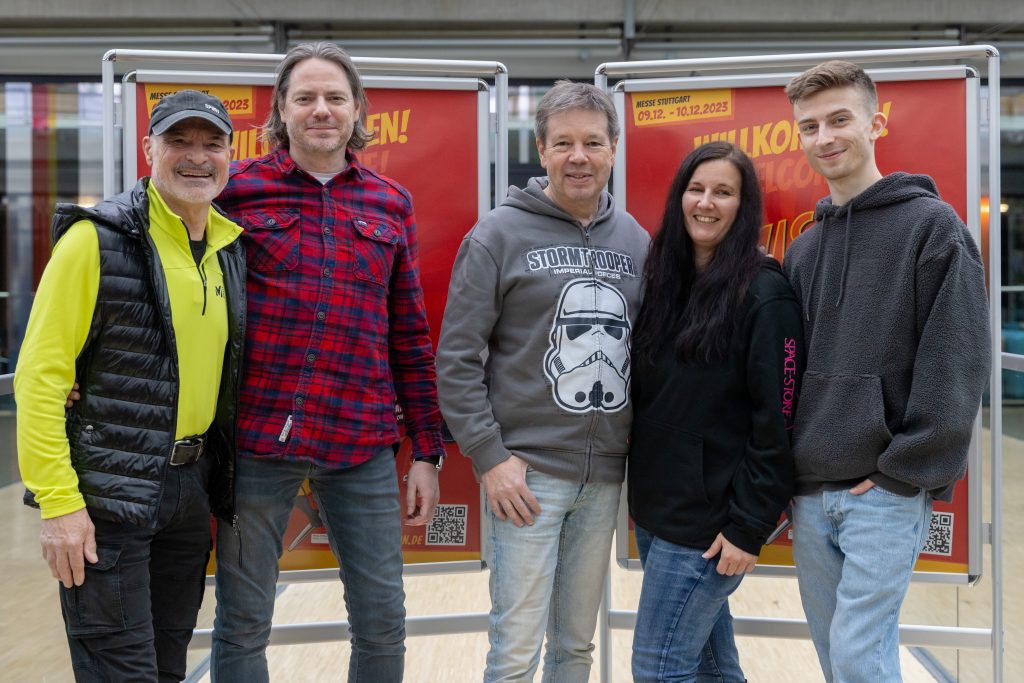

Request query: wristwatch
[{"left": 413, "top": 454, "right": 444, "bottom": 471}]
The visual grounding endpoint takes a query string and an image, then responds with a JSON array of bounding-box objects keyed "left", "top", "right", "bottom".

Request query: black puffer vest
[{"left": 43, "top": 178, "right": 245, "bottom": 526}]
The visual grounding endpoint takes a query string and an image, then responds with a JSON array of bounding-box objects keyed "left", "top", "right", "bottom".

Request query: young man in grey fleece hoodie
[
  {"left": 783, "top": 61, "right": 990, "bottom": 683},
  {"left": 436, "top": 81, "right": 649, "bottom": 682}
]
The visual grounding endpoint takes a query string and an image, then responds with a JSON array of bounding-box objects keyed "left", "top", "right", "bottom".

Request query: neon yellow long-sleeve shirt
[{"left": 15, "top": 183, "right": 242, "bottom": 519}]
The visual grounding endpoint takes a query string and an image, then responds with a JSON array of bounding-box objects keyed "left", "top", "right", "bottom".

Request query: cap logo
[{"left": 205, "top": 103, "right": 223, "bottom": 114}]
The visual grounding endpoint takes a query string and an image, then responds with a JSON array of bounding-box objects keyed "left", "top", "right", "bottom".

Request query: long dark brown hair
[{"left": 632, "top": 141, "right": 764, "bottom": 364}]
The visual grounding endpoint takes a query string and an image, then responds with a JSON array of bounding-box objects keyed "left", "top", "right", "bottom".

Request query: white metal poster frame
[
  {"left": 100, "top": 48, "right": 508, "bottom": 663},
  {"left": 595, "top": 45, "right": 1004, "bottom": 683},
  {"left": 612, "top": 65, "right": 982, "bottom": 584}
]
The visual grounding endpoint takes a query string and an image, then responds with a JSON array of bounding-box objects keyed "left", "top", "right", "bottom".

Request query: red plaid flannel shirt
[{"left": 217, "top": 148, "right": 444, "bottom": 468}]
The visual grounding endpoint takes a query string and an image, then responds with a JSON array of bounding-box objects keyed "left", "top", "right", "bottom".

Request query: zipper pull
[
  {"left": 278, "top": 414, "right": 293, "bottom": 443},
  {"left": 199, "top": 262, "right": 208, "bottom": 316}
]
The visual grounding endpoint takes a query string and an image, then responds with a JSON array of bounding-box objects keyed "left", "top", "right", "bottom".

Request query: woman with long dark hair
[{"left": 628, "top": 141, "right": 804, "bottom": 682}]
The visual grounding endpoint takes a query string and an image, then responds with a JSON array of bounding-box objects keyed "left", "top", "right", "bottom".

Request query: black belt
[{"left": 169, "top": 435, "right": 206, "bottom": 466}]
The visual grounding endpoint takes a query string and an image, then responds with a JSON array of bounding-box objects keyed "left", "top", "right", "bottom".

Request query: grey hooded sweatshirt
[
  {"left": 784, "top": 172, "right": 990, "bottom": 502},
  {"left": 437, "top": 177, "right": 650, "bottom": 483}
]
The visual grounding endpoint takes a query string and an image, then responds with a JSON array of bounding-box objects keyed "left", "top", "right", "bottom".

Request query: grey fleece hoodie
[
  {"left": 784, "top": 172, "right": 990, "bottom": 502},
  {"left": 436, "top": 177, "right": 650, "bottom": 484}
]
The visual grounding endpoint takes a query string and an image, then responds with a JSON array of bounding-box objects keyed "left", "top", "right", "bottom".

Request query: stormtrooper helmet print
[{"left": 543, "top": 278, "right": 631, "bottom": 413}]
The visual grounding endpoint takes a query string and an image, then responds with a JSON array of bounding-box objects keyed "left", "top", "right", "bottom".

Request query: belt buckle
[{"left": 169, "top": 436, "right": 205, "bottom": 466}]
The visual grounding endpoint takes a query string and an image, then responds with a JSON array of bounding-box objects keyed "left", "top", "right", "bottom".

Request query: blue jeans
[
  {"left": 484, "top": 469, "right": 620, "bottom": 683},
  {"left": 211, "top": 447, "right": 405, "bottom": 683},
  {"left": 792, "top": 486, "right": 932, "bottom": 683},
  {"left": 632, "top": 527, "right": 746, "bottom": 683}
]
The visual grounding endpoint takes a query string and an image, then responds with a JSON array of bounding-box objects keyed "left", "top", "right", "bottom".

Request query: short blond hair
[{"left": 785, "top": 60, "right": 878, "bottom": 112}]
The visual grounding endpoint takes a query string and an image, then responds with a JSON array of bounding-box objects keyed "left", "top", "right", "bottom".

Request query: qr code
[
  {"left": 426, "top": 504, "right": 468, "bottom": 546},
  {"left": 922, "top": 511, "right": 954, "bottom": 556}
]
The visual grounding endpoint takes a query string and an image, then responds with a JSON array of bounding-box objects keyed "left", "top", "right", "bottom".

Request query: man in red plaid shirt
[{"left": 209, "top": 42, "right": 444, "bottom": 683}]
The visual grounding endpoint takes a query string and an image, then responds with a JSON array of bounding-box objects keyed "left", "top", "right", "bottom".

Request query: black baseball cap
[{"left": 149, "top": 89, "right": 233, "bottom": 137}]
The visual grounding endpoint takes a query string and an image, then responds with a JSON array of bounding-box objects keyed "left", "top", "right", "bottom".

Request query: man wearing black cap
[{"left": 15, "top": 89, "right": 246, "bottom": 682}]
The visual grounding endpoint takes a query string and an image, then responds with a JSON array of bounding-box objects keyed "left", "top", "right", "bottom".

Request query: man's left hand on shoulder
[{"left": 405, "top": 460, "right": 441, "bottom": 526}]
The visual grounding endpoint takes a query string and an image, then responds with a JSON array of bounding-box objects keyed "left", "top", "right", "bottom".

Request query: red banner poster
[
  {"left": 135, "top": 80, "right": 483, "bottom": 567},
  {"left": 621, "top": 77, "right": 971, "bottom": 575}
]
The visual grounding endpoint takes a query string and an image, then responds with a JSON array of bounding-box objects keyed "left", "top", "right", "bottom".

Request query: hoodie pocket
[
  {"left": 792, "top": 371, "right": 893, "bottom": 478},
  {"left": 628, "top": 415, "right": 710, "bottom": 524}
]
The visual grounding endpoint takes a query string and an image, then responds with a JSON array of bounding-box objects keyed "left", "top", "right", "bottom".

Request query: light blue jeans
[
  {"left": 792, "top": 486, "right": 932, "bottom": 683},
  {"left": 632, "top": 526, "right": 746, "bottom": 683},
  {"left": 484, "top": 468, "right": 620, "bottom": 683},
  {"left": 210, "top": 447, "right": 406, "bottom": 683}
]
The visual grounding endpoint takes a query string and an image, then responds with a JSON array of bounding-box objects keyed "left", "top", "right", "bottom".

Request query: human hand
[
  {"left": 65, "top": 381, "right": 81, "bottom": 409},
  {"left": 405, "top": 461, "right": 441, "bottom": 526},
  {"left": 849, "top": 478, "right": 876, "bottom": 495},
  {"left": 480, "top": 454, "right": 541, "bottom": 527},
  {"left": 40, "top": 508, "right": 97, "bottom": 588},
  {"left": 703, "top": 533, "right": 758, "bottom": 576}
]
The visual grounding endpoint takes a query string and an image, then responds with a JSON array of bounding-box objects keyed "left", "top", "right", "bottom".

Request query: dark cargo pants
[{"left": 58, "top": 455, "right": 212, "bottom": 682}]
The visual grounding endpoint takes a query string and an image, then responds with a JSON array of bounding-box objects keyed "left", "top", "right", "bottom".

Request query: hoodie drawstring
[
  {"left": 805, "top": 203, "right": 856, "bottom": 320},
  {"left": 806, "top": 216, "right": 827, "bottom": 322},
  {"left": 835, "top": 207, "right": 854, "bottom": 308}
]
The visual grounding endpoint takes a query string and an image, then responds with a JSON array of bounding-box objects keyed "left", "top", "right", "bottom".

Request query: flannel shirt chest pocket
[
  {"left": 242, "top": 208, "right": 301, "bottom": 272},
  {"left": 350, "top": 215, "right": 399, "bottom": 287}
]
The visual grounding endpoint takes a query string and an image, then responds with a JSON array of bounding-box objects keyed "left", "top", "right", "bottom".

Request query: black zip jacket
[
  {"left": 24, "top": 178, "right": 245, "bottom": 525},
  {"left": 628, "top": 259, "right": 804, "bottom": 555}
]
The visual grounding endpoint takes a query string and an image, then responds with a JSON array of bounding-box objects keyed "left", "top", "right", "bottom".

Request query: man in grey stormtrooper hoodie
[
  {"left": 783, "top": 61, "right": 990, "bottom": 683},
  {"left": 437, "top": 82, "right": 649, "bottom": 682}
]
